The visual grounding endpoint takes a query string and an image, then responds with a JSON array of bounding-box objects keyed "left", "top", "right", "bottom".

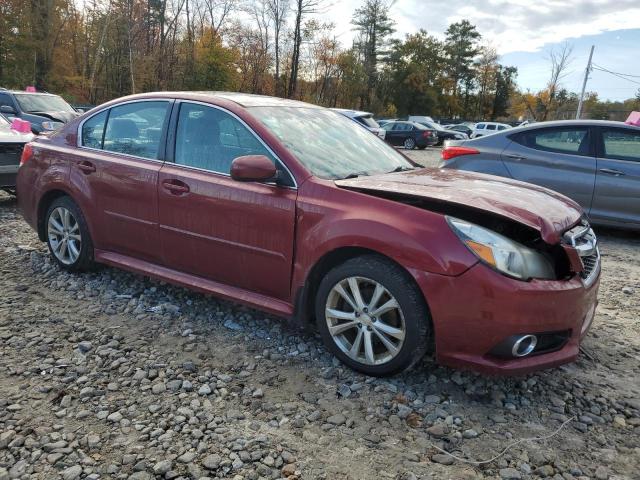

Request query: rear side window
[
  {"left": 102, "top": 101, "right": 169, "bottom": 159},
  {"left": 497, "top": 125, "right": 507, "bottom": 131},
  {"left": 602, "top": 129, "right": 640, "bottom": 162},
  {"left": 81, "top": 110, "right": 108, "bottom": 149},
  {"left": 515, "top": 127, "right": 591, "bottom": 156}
]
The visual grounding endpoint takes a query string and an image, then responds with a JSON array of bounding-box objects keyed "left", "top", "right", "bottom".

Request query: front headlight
[
  {"left": 41, "top": 121, "right": 64, "bottom": 131},
  {"left": 447, "top": 217, "right": 555, "bottom": 280}
]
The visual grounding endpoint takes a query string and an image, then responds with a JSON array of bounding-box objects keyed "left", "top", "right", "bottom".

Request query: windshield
[
  {"left": 249, "top": 107, "right": 413, "bottom": 179},
  {"left": 15, "top": 94, "right": 75, "bottom": 113}
]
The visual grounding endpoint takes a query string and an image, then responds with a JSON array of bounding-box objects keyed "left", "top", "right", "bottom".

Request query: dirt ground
[{"left": 1, "top": 182, "right": 639, "bottom": 480}]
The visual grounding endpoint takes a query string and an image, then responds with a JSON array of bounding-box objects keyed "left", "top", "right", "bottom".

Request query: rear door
[
  {"left": 157, "top": 101, "right": 297, "bottom": 300},
  {"left": 590, "top": 126, "right": 640, "bottom": 226},
  {"left": 384, "top": 123, "right": 402, "bottom": 146},
  {"left": 501, "top": 126, "right": 596, "bottom": 211},
  {"left": 73, "top": 100, "right": 171, "bottom": 263}
]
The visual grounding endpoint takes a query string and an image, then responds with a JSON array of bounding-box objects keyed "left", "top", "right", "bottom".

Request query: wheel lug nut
[
  {"left": 367, "top": 326, "right": 372, "bottom": 331},
  {"left": 371, "top": 317, "right": 377, "bottom": 322},
  {"left": 357, "top": 323, "right": 362, "bottom": 328}
]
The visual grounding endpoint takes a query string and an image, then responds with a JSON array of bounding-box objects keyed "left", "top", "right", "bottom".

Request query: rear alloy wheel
[
  {"left": 316, "top": 255, "right": 431, "bottom": 376},
  {"left": 46, "top": 196, "right": 95, "bottom": 271},
  {"left": 404, "top": 137, "right": 416, "bottom": 150}
]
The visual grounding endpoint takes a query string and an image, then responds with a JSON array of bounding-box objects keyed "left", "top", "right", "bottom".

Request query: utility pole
[{"left": 576, "top": 45, "right": 594, "bottom": 119}]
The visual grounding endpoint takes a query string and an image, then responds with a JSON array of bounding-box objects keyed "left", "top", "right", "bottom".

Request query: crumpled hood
[
  {"left": 24, "top": 110, "right": 79, "bottom": 123},
  {"left": 335, "top": 168, "right": 583, "bottom": 244}
]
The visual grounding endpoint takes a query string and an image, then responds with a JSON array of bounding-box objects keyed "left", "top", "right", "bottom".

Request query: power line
[
  {"left": 592, "top": 63, "right": 640, "bottom": 79},
  {"left": 593, "top": 67, "right": 640, "bottom": 86}
]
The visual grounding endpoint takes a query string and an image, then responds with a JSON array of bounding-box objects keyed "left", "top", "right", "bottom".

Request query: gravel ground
[
  {"left": 403, "top": 147, "right": 442, "bottom": 168},
  {"left": 1, "top": 188, "right": 639, "bottom": 480}
]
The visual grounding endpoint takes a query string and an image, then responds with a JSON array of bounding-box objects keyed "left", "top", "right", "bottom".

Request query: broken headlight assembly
[{"left": 447, "top": 217, "right": 556, "bottom": 281}]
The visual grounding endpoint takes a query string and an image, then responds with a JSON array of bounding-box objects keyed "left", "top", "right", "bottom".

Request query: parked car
[
  {"left": 416, "top": 121, "right": 469, "bottom": 145},
  {"left": 331, "top": 108, "right": 386, "bottom": 140},
  {"left": 377, "top": 119, "right": 396, "bottom": 127},
  {"left": 0, "top": 88, "right": 80, "bottom": 134},
  {"left": 18, "top": 92, "right": 600, "bottom": 376},
  {"left": 407, "top": 115, "right": 435, "bottom": 124},
  {"left": 382, "top": 121, "right": 438, "bottom": 149},
  {"left": 0, "top": 114, "right": 34, "bottom": 194},
  {"left": 471, "top": 122, "right": 512, "bottom": 138},
  {"left": 440, "top": 120, "right": 640, "bottom": 229},
  {"left": 443, "top": 124, "right": 473, "bottom": 136}
]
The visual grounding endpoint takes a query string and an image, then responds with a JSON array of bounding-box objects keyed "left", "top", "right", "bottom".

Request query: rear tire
[
  {"left": 315, "top": 255, "right": 431, "bottom": 376},
  {"left": 45, "top": 196, "right": 95, "bottom": 272},
  {"left": 403, "top": 138, "right": 416, "bottom": 150}
]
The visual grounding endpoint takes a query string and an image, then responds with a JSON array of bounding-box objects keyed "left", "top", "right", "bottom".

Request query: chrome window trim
[
  {"left": 76, "top": 98, "right": 172, "bottom": 153},
  {"left": 173, "top": 100, "right": 297, "bottom": 189}
]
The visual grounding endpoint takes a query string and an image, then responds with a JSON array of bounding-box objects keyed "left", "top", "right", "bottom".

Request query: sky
[{"left": 317, "top": 0, "right": 640, "bottom": 101}]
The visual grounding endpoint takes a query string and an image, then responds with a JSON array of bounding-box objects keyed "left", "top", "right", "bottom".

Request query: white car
[
  {"left": 408, "top": 115, "right": 435, "bottom": 124},
  {"left": 0, "top": 114, "right": 34, "bottom": 195},
  {"left": 471, "top": 122, "right": 512, "bottom": 138},
  {"left": 331, "top": 109, "right": 386, "bottom": 140}
]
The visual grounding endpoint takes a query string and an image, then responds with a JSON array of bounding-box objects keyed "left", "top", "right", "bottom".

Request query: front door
[
  {"left": 157, "top": 101, "right": 297, "bottom": 300},
  {"left": 72, "top": 100, "right": 171, "bottom": 263},
  {"left": 590, "top": 126, "right": 640, "bottom": 226},
  {"left": 502, "top": 126, "right": 597, "bottom": 211}
]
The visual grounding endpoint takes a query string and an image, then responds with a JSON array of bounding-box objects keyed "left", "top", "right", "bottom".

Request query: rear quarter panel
[{"left": 441, "top": 136, "right": 514, "bottom": 177}]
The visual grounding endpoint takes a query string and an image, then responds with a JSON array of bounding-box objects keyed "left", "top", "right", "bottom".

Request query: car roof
[
  {"left": 331, "top": 108, "right": 373, "bottom": 117},
  {"left": 108, "top": 91, "right": 322, "bottom": 109},
  {"left": 1, "top": 90, "right": 61, "bottom": 97},
  {"left": 507, "top": 119, "right": 640, "bottom": 133}
]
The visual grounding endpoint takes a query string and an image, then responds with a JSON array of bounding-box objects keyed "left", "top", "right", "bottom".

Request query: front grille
[
  {"left": 563, "top": 220, "right": 600, "bottom": 286},
  {"left": 0, "top": 143, "right": 24, "bottom": 167}
]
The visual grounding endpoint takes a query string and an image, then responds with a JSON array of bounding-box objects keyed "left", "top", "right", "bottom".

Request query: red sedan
[{"left": 16, "top": 92, "right": 600, "bottom": 376}]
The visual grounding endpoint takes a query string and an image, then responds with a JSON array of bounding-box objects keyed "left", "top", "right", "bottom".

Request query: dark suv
[{"left": 0, "top": 88, "right": 79, "bottom": 134}]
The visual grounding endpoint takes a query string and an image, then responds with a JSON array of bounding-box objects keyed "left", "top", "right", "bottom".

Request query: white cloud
[{"left": 318, "top": 0, "right": 640, "bottom": 54}]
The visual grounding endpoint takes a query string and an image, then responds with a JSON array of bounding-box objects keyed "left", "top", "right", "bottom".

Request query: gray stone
[
  {"left": 500, "top": 468, "right": 522, "bottom": 479},
  {"left": 202, "top": 454, "right": 222, "bottom": 470},
  {"left": 61, "top": 465, "right": 83, "bottom": 480},
  {"left": 431, "top": 454, "right": 454, "bottom": 465}
]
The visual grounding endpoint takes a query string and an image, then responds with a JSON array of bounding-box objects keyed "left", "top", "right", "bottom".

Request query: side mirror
[
  {"left": 230, "top": 155, "right": 277, "bottom": 183},
  {"left": 0, "top": 105, "right": 16, "bottom": 115}
]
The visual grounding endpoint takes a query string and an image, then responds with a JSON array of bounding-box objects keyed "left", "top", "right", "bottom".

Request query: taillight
[
  {"left": 441, "top": 146, "right": 480, "bottom": 161},
  {"left": 20, "top": 144, "right": 33, "bottom": 166},
  {"left": 422, "top": 131, "right": 431, "bottom": 138}
]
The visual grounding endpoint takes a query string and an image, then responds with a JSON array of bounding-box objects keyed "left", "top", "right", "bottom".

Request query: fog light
[{"left": 512, "top": 334, "right": 537, "bottom": 357}]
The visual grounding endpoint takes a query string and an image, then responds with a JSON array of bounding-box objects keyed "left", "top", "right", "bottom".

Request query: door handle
[
  {"left": 599, "top": 168, "right": 625, "bottom": 176},
  {"left": 162, "top": 179, "right": 190, "bottom": 195},
  {"left": 77, "top": 161, "right": 96, "bottom": 174},
  {"left": 505, "top": 154, "right": 526, "bottom": 161}
]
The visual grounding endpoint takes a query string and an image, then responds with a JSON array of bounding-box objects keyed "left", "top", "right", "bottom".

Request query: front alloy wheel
[
  {"left": 325, "top": 277, "right": 406, "bottom": 365},
  {"left": 316, "top": 255, "right": 431, "bottom": 376}
]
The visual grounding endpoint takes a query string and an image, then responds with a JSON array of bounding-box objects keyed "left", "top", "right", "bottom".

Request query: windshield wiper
[{"left": 387, "top": 166, "right": 416, "bottom": 174}]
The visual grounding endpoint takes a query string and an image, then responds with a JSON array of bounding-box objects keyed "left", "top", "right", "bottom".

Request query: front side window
[
  {"left": 102, "top": 101, "right": 169, "bottom": 159},
  {"left": 602, "top": 129, "right": 640, "bottom": 162},
  {"left": 81, "top": 110, "right": 108, "bottom": 149},
  {"left": 250, "top": 106, "right": 413, "bottom": 179},
  {"left": 517, "top": 127, "right": 591, "bottom": 156},
  {"left": 174, "top": 103, "right": 275, "bottom": 175}
]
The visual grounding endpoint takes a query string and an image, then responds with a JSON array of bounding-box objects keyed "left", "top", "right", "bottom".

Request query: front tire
[
  {"left": 315, "top": 255, "right": 431, "bottom": 376},
  {"left": 403, "top": 138, "right": 416, "bottom": 150},
  {"left": 45, "top": 196, "right": 95, "bottom": 271}
]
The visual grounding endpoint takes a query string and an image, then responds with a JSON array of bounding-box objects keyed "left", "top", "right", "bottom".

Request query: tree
[
  {"left": 444, "top": 20, "right": 481, "bottom": 116},
  {"left": 288, "top": 0, "right": 322, "bottom": 98},
  {"left": 351, "top": 0, "right": 395, "bottom": 109},
  {"left": 491, "top": 65, "right": 517, "bottom": 120},
  {"left": 266, "top": 0, "right": 288, "bottom": 96}
]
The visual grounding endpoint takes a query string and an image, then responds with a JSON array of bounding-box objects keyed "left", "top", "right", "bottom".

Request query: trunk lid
[{"left": 335, "top": 168, "right": 582, "bottom": 244}]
